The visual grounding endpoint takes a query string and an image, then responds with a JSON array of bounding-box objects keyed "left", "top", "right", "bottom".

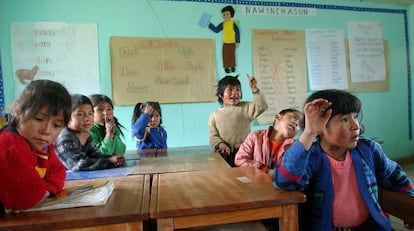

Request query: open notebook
[{"left": 22, "top": 180, "right": 115, "bottom": 212}]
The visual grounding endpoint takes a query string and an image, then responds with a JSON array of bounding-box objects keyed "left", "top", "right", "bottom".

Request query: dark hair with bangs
[
  {"left": 274, "top": 108, "right": 303, "bottom": 128},
  {"left": 89, "top": 94, "right": 114, "bottom": 109},
  {"left": 278, "top": 108, "right": 303, "bottom": 117},
  {"left": 89, "top": 94, "right": 125, "bottom": 137},
  {"left": 131, "top": 101, "right": 163, "bottom": 126},
  {"left": 222, "top": 5, "right": 235, "bottom": 17},
  {"left": 303, "top": 89, "right": 364, "bottom": 134},
  {"left": 216, "top": 75, "right": 242, "bottom": 105},
  {"left": 71, "top": 94, "right": 93, "bottom": 111},
  {"left": 9, "top": 80, "right": 72, "bottom": 128}
]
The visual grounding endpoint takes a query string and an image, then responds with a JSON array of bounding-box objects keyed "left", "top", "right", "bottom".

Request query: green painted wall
[{"left": 1, "top": 0, "right": 413, "bottom": 159}]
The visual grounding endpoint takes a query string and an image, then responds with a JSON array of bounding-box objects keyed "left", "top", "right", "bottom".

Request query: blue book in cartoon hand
[{"left": 198, "top": 12, "right": 212, "bottom": 28}]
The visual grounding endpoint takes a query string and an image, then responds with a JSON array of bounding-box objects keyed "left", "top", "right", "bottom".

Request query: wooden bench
[{"left": 379, "top": 187, "right": 414, "bottom": 229}]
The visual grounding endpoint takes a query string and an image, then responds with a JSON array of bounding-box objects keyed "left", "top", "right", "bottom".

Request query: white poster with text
[
  {"left": 11, "top": 22, "right": 100, "bottom": 97},
  {"left": 347, "top": 21, "right": 386, "bottom": 83}
]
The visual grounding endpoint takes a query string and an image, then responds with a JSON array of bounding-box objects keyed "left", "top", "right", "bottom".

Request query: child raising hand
[
  {"left": 131, "top": 101, "right": 167, "bottom": 150},
  {"left": 209, "top": 74, "right": 268, "bottom": 167},
  {"left": 274, "top": 89, "right": 414, "bottom": 230}
]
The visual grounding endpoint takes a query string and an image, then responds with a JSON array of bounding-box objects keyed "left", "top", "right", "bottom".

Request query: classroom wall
[{"left": 1, "top": 0, "right": 414, "bottom": 159}]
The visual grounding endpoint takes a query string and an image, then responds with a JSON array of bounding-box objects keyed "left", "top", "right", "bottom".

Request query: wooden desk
[
  {"left": 125, "top": 148, "right": 158, "bottom": 158},
  {"left": 125, "top": 145, "right": 212, "bottom": 159},
  {"left": 150, "top": 167, "right": 306, "bottom": 231},
  {"left": 128, "top": 152, "right": 230, "bottom": 175},
  {"left": 156, "top": 145, "right": 212, "bottom": 157},
  {"left": 0, "top": 175, "right": 150, "bottom": 231}
]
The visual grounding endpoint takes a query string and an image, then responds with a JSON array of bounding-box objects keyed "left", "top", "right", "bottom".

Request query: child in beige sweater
[{"left": 208, "top": 74, "right": 268, "bottom": 167}]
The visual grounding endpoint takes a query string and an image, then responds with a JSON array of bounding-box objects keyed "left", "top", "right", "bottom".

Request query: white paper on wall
[
  {"left": 347, "top": 21, "right": 386, "bottom": 83},
  {"left": 11, "top": 22, "right": 100, "bottom": 96}
]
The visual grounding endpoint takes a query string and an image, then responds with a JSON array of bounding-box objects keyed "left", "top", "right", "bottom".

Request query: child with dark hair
[
  {"left": 235, "top": 108, "right": 303, "bottom": 176},
  {"left": 208, "top": 5, "right": 240, "bottom": 73},
  {"left": 273, "top": 89, "right": 414, "bottom": 231},
  {"left": 208, "top": 74, "right": 268, "bottom": 167},
  {"left": 89, "top": 94, "right": 126, "bottom": 156},
  {"left": 131, "top": 101, "right": 167, "bottom": 150},
  {"left": 55, "top": 94, "right": 125, "bottom": 171},
  {"left": 0, "top": 80, "right": 71, "bottom": 212}
]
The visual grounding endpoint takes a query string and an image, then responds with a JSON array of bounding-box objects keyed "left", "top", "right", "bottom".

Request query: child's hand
[
  {"left": 104, "top": 116, "right": 115, "bottom": 137},
  {"left": 144, "top": 105, "right": 154, "bottom": 115},
  {"left": 303, "top": 98, "right": 332, "bottom": 136},
  {"left": 216, "top": 143, "right": 230, "bottom": 155},
  {"left": 247, "top": 74, "right": 258, "bottom": 92},
  {"left": 109, "top": 155, "right": 125, "bottom": 167}
]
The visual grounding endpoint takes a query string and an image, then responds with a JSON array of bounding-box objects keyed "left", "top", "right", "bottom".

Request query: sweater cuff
[{"left": 260, "top": 165, "right": 268, "bottom": 172}]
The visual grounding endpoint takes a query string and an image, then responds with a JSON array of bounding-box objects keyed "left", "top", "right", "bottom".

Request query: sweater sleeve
[
  {"left": 90, "top": 124, "right": 125, "bottom": 155},
  {"left": 89, "top": 125, "right": 108, "bottom": 152},
  {"left": 44, "top": 145, "right": 66, "bottom": 195},
  {"left": 246, "top": 91, "right": 268, "bottom": 120},
  {"left": 112, "top": 127, "right": 126, "bottom": 155},
  {"left": 0, "top": 133, "right": 49, "bottom": 209},
  {"left": 77, "top": 137, "right": 117, "bottom": 171},
  {"left": 234, "top": 23, "right": 240, "bottom": 43},
  {"left": 132, "top": 113, "right": 151, "bottom": 140},
  {"left": 55, "top": 132, "right": 116, "bottom": 171},
  {"left": 235, "top": 131, "right": 263, "bottom": 169},
  {"left": 208, "top": 22, "right": 223, "bottom": 33},
  {"left": 208, "top": 111, "right": 225, "bottom": 148},
  {"left": 273, "top": 140, "right": 313, "bottom": 191},
  {"left": 55, "top": 136, "right": 83, "bottom": 170},
  {"left": 367, "top": 140, "right": 414, "bottom": 196}
]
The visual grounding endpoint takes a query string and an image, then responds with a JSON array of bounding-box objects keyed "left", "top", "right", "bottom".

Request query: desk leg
[
  {"left": 157, "top": 218, "right": 174, "bottom": 231},
  {"left": 279, "top": 204, "right": 298, "bottom": 231}
]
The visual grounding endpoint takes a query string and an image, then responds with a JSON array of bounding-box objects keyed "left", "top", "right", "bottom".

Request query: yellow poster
[{"left": 110, "top": 37, "right": 216, "bottom": 105}]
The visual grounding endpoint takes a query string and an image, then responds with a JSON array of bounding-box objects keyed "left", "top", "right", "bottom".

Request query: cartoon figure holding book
[{"left": 207, "top": 5, "right": 240, "bottom": 73}]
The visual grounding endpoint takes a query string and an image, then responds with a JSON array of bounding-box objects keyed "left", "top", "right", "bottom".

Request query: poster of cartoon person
[{"left": 205, "top": 5, "right": 240, "bottom": 73}]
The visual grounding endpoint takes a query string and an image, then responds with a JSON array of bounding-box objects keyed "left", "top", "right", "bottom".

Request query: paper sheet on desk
[
  {"left": 23, "top": 180, "right": 115, "bottom": 212},
  {"left": 237, "top": 176, "right": 252, "bottom": 183},
  {"left": 65, "top": 166, "right": 134, "bottom": 180}
]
